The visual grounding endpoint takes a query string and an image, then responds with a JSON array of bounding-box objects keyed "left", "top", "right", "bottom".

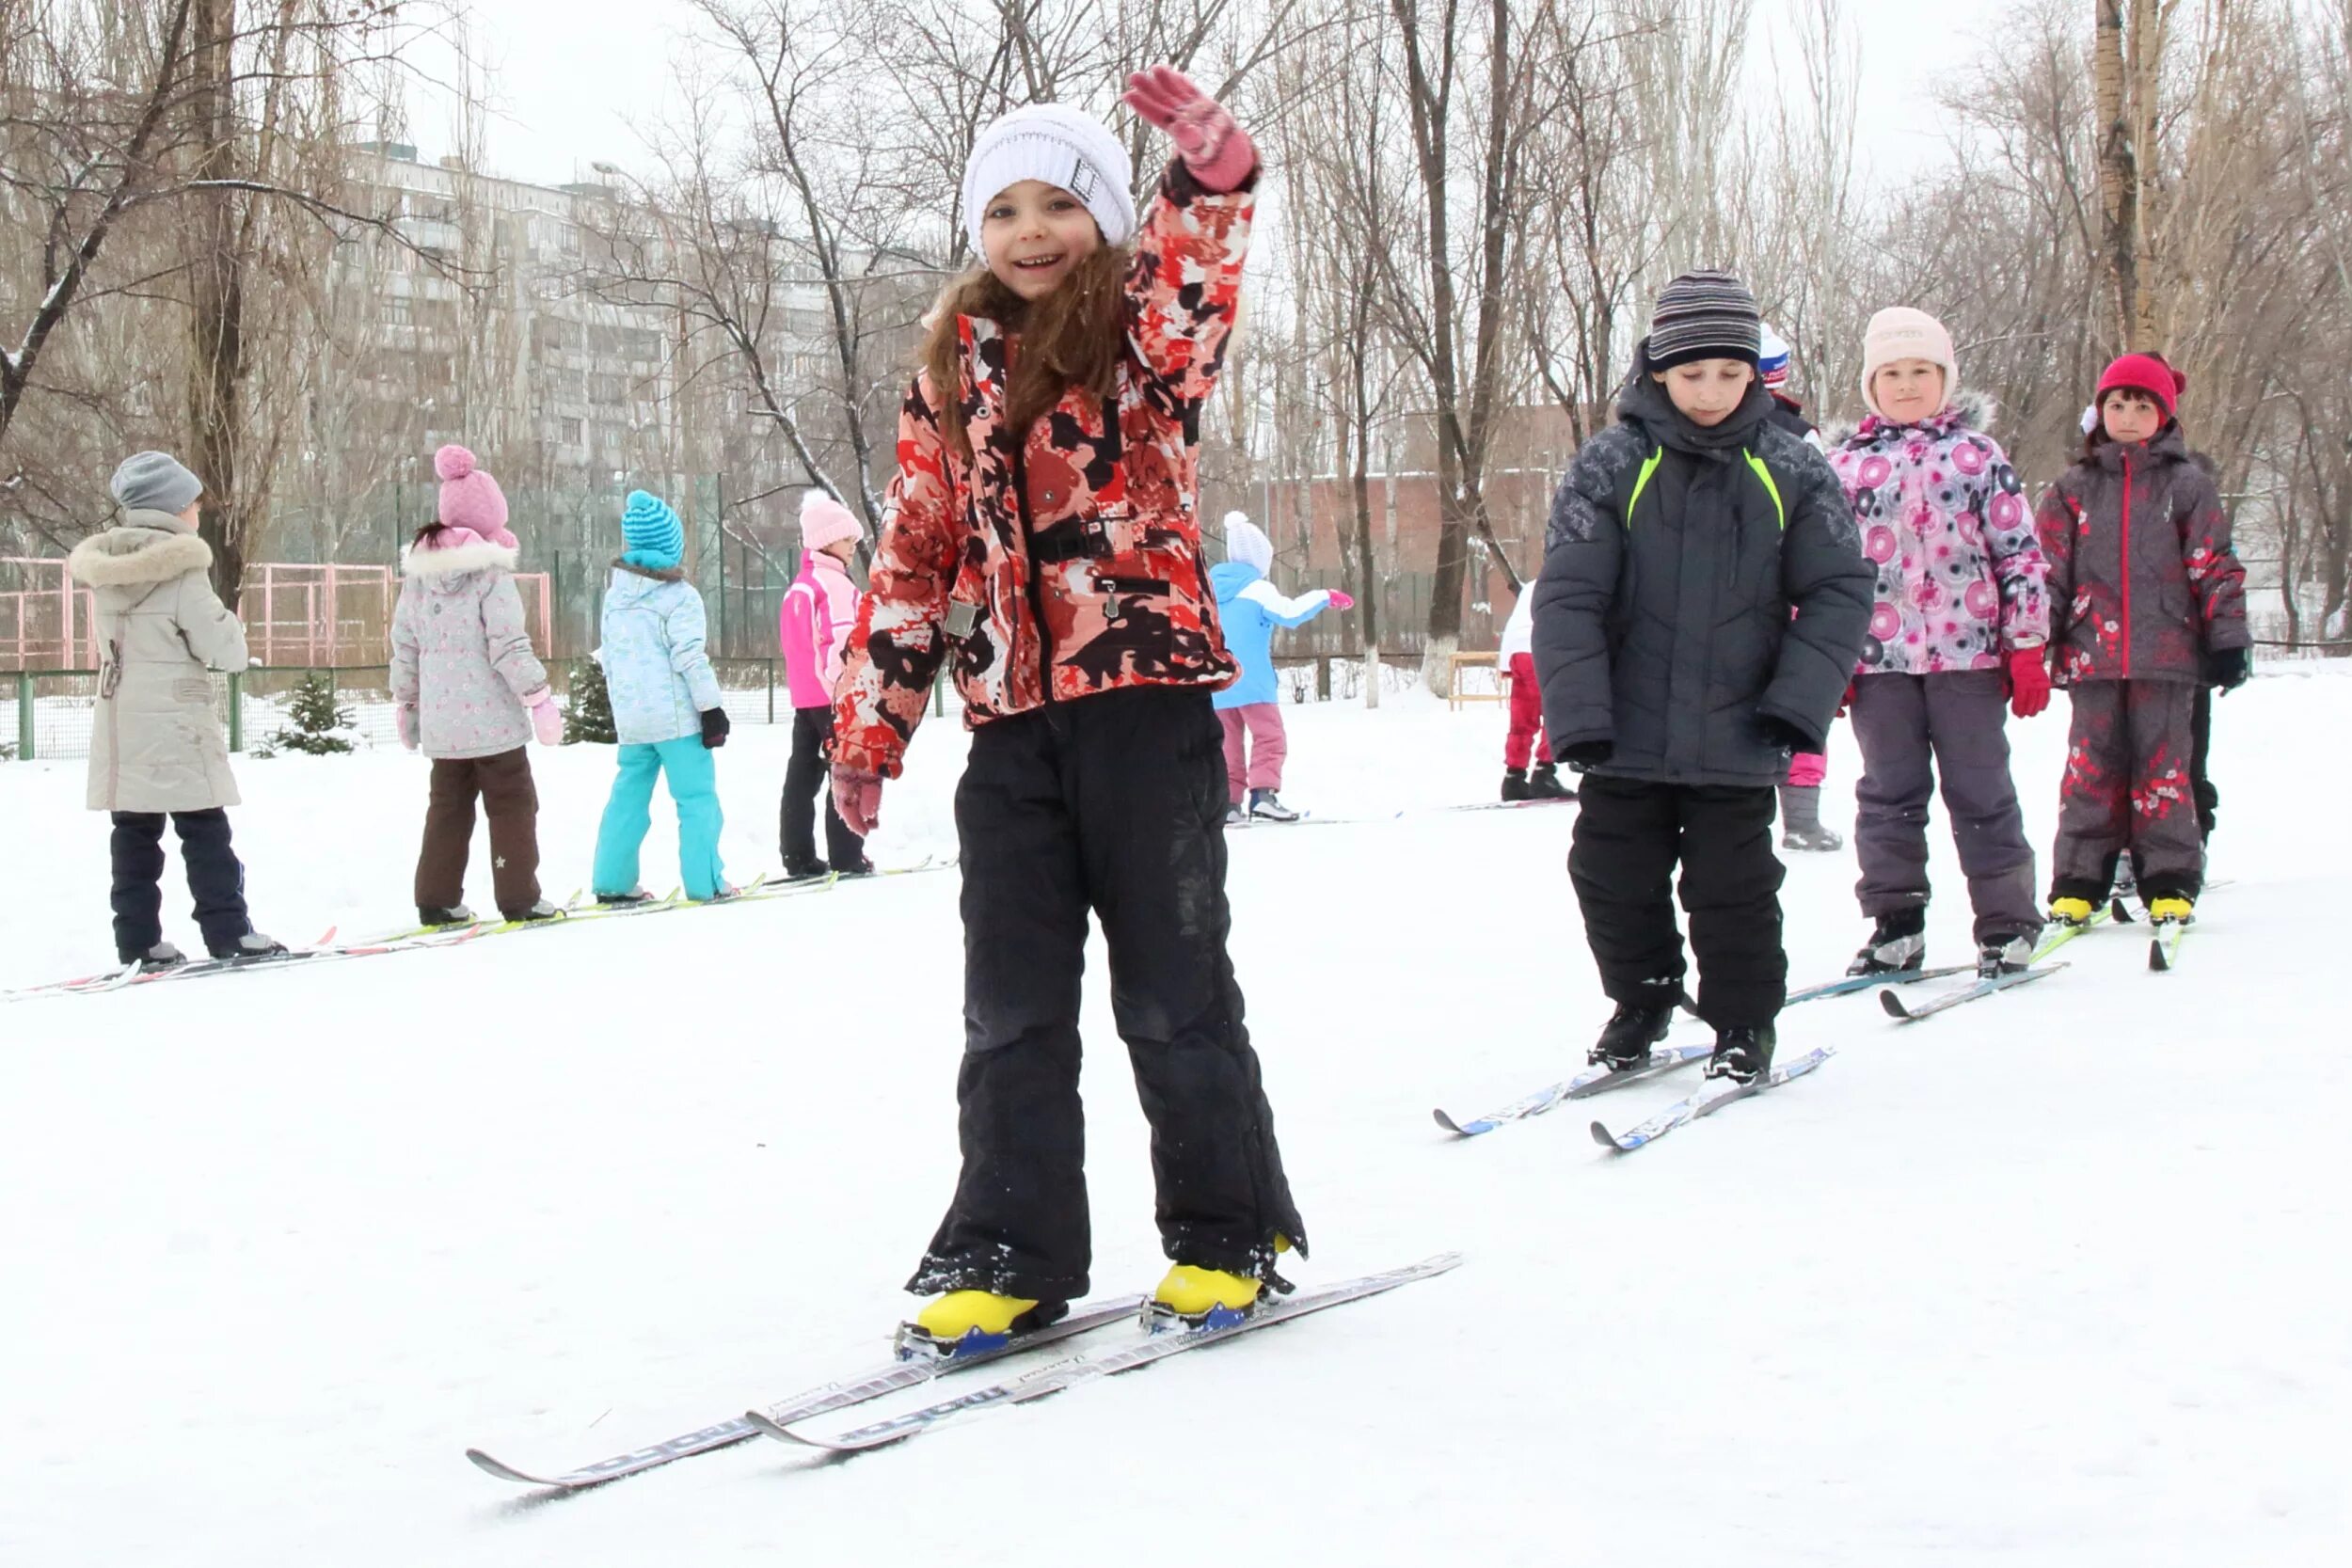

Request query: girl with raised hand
[{"left": 829, "top": 66, "right": 1306, "bottom": 1349}]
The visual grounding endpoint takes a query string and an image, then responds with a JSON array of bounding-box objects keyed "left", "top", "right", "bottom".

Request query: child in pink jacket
[{"left": 778, "top": 489, "right": 868, "bottom": 879}]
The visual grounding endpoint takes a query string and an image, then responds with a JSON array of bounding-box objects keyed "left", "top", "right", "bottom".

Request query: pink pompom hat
[
  {"left": 800, "top": 488, "right": 863, "bottom": 553},
  {"left": 433, "top": 444, "right": 517, "bottom": 549}
]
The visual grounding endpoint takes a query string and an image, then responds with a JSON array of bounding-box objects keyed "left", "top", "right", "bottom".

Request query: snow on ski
[
  {"left": 1433, "top": 1045, "right": 1714, "bottom": 1135},
  {"left": 749, "top": 1254, "right": 1460, "bottom": 1455},
  {"left": 1878, "top": 962, "right": 2067, "bottom": 1022},
  {"left": 464, "top": 1293, "right": 1146, "bottom": 1491},
  {"left": 1432, "top": 968, "right": 1963, "bottom": 1137},
  {"left": 1588, "top": 1049, "right": 1835, "bottom": 1153}
]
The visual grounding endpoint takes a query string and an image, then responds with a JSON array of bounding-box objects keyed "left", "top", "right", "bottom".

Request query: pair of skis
[{"left": 466, "top": 1253, "right": 1457, "bottom": 1491}]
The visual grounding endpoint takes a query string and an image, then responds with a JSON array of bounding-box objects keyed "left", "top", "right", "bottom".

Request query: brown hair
[
  {"left": 2081, "top": 387, "right": 2170, "bottom": 462},
  {"left": 412, "top": 519, "right": 448, "bottom": 547},
  {"left": 919, "top": 244, "right": 1130, "bottom": 459}
]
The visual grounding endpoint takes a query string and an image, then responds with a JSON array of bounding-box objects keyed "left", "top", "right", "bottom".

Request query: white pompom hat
[{"left": 962, "top": 103, "right": 1137, "bottom": 263}]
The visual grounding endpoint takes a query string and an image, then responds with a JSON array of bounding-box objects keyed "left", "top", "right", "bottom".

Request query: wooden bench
[{"left": 1448, "top": 649, "right": 1505, "bottom": 710}]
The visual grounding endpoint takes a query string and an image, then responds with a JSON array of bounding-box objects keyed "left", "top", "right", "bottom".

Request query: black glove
[
  {"left": 2201, "top": 645, "right": 2250, "bottom": 693},
  {"left": 1559, "top": 740, "right": 1613, "bottom": 772},
  {"left": 1756, "top": 712, "right": 1816, "bottom": 753},
  {"left": 700, "top": 706, "right": 732, "bottom": 748}
]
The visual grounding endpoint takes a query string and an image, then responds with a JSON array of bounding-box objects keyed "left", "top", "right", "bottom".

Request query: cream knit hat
[{"left": 1859, "top": 307, "right": 1957, "bottom": 418}]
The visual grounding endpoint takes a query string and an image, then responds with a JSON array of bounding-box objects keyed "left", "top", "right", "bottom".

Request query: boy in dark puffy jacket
[
  {"left": 1534, "top": 272, "right": 1872, "bottom": 1085},
  {"left": 2038, "top": 354, "right": 2248, "bottom": 927}
]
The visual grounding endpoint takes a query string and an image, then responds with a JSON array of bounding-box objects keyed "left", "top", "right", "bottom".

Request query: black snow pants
[
  {"left": 1567, "top": 775, "right": 1787, "bottom": 1030},
  {"left": 908, "top": 687, "right": 1306, "bottom": 1304},
  {"left": 780, "top": 705, "right": 865, "bottom": 871},
  {"left": 109, "top": 808, "right": 250, "bottom": 960}
]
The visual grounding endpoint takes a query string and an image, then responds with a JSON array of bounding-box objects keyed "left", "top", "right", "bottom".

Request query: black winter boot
[
  {"left": 1705, "top": 1024, "right": 1776, "bottom": 1085},
  {"left": 1501, "top": 768, "right": 1531, "bottom": 802},
  {"left": 1977, "top": 933, "right": 2035, "bottom": 977},
  {"left": 1847, "top": 909, "right": 1926, "bottom": 976},
  {"left": 1529, "top": 762, "right": 1574, "bottom": 800},
  {"left": 1589, "top": 996, "right": 1680, "bottom": 1070},
  {"left": 1777, "top": 784, "right": 1843, "bottom": 851}
]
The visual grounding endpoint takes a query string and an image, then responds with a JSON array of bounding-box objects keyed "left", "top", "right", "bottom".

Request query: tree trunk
[
  {"left": 2094, "top": 0, "right": 2138, "bottom": 349},
  {"left": 187, "top": 0, "right": 247, "bottom": 603},
  {"left": 2128, "top": 0, "right": 2164, "bottom": 346}
]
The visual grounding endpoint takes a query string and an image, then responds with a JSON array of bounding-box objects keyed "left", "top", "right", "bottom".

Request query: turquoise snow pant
[{"left": 593, "top": 738, "right": 725, "bottom": 900}]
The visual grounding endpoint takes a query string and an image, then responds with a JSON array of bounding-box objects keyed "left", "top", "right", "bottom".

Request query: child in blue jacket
[
  {"left": 590, "top": 491, "right": 734, "bottom": 902},
  {"left": 1207, "top": 515, "right": 1351, "bottom": 822}
]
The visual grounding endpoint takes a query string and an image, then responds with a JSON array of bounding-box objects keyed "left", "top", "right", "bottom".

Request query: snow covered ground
[{"left": 2, "top": 668, "right": 2345, "bottom": 1566}]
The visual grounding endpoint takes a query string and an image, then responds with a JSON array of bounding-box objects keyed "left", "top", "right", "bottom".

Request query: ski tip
[
  {"left": 1431, "top": 1108, "right": 1465, "bottom": 1134},
  {"left": 1877, "top": 989, "right": 1913, "bottom": 1021},
  {"left": 464, "top": 1448, "right": 554, "bottom": 1486},
  {"left": 2149, "top": 939, "right": 2168, "bottom": 973},
  {"left": 742, "top": 1409, "right": 817, "bottom": 1447},
  {"left": 1588, "top": 1119, "right": 1624, "bottom": 1150}
]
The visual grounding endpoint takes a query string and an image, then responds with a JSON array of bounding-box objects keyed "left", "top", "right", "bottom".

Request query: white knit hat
[
  {"left": 1224, "top": 514, "right": 1272, "bottom": 575},
  {"left": 962, "top": 103, "right": 1137, "bottom": 262}
]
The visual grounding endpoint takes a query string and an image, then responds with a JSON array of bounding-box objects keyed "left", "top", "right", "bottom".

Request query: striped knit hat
[
  {"left": 620, "top": 489, "right": 684, "bottom": 569},
  {"left": 1643, "top": 270, "right": 1762, "bottom": 372}
]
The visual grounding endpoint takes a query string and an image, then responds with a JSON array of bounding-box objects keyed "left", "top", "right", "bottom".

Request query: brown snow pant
[{"left": 416, "top": 747, "right": 541, "bottom": 916}]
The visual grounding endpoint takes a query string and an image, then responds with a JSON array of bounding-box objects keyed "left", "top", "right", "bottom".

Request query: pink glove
[
  {"left": 2005, "top": 646, "right": 2052, "bottom": 720},
  {"left": 529, "top": 691, "right": 564, "bottom": 746},
  {"left": 1326, "top": 590, "right": 1356, "bottom": 611},
  {"left": 397, "top": 702, "right": 419, "bottom": 752},
  {"left": 833, "top": 765, "right": 885, "bottom": 838},
  {"left": 1123, "top": 66, "right": 1257, "bottom": 193}
]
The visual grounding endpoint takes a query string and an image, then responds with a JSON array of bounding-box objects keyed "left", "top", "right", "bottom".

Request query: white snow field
[{"left": 2, "top": 667, "right": 2345, "bottom": 1567}]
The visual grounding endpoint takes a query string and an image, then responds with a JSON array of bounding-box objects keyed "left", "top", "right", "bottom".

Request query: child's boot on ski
[
  {"left": 1847, "top": 909, "right": 1925, "bottom": 975},
  {"left": 1501, "top": 768, "right": 1531, "bottom": 802},
  {"left": 1589, "top": 993, "right": 1680, "bottom": 1070},
  {"left": 1705, "top": 1024, "right": 1775, "bottom": 1085},
  {"left": 2048, "top": 895, "right": 2097, "bottom": 927},
  {"left": 1977, "top": 932, "right": 2035, "bottom": 977},
  {"left": 898, "top": 1291, "right": 1064, "bottom": 1358},
  {"left": 1248, "top": 788, "right": 1299, "bottom": 822},
  {"left": 1529, "top": 762, "right": 1574, "bottom": 800},
  {"left": 501, "top": 899, "right": 565, "bottom": 924},
  {"left": 1151, "top": 1263, "right": 1261, "bottom": 1327},
  {"left": 213, "top": 930, "right": 287, "bottom": 960},
  {"left": 122, "top": 941, "right": 186, "bottom": 970},
  {"left": 2147, "top": 895, "right": 2194, "bottom": 925},
  {"left": 418, "top": 903, "right": 474, "bottom": 927}
]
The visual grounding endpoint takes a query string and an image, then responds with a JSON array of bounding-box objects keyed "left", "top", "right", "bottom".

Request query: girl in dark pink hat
[{"left": 2037, "top": 353, "right": 2249, "bottom": 930}]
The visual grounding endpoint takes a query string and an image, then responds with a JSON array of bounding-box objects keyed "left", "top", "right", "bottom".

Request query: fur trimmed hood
[
  {"left": 612, "top": 557, "right": 686, "bottom": 583},
  {"left": 1824, "top": 388, "right": 1997, "bottom": 450},
  {"left": 403, "top": 535, "right": 518, "bottom": 580},
  {"left": 67, "top": 514, "right": 214, "bottom": 589}
]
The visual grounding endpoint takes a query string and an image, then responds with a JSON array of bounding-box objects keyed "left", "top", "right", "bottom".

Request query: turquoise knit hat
[{"left": 620, "top": 489, "right": 683, "bottom": 568}]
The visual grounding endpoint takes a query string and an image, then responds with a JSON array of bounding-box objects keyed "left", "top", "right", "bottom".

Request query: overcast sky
[{"left": 410, "top": 0, "right": 2014, "bottom": 193}]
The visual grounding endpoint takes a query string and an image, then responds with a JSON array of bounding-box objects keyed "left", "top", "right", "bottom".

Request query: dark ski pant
[
  {"left": 1850, "top": 670, "right": 2041, "bottom": 942},
  {"left": 110, "top": 808, "right": 249, "bottom": 960},
  {"left": 2053, "top": 678, "right": 2203, "bottom": 902},
  {"left": 1567, "top": 775, "right": 1786, "bottom": 1030},
  {"left": 909, "top": 687, "right": 1305, "bottom": 1304},
  {"left": 416, "top": 747, "right": 541, "bottom": 916},
  {"left": 780, "top": 705, "right": 864, "bottom": 870}
]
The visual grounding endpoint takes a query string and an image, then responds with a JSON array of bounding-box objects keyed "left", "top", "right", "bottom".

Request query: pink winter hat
[
  {"left": 800, "top": 489, "right": 862, "bottom": 553},
  {"left": 434, "top": 444, "right": 516, "bottom": 548}
]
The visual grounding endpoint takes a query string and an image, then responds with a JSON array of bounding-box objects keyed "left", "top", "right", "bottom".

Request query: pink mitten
[
  {"left": 1122, "top": 65, "right": 1257, "bottom": 193},
  {"left": 832, "top": 766, "right": 885, "bottom": 837},
  {"left": 528, "top": 691, "right": 564, "bottom": 747},
  {"left": 1327, "top": 590, "right": 1357, "bottom": 611},
  {"left": 397, "top": 703, "right": 420, "bottom": 752}
]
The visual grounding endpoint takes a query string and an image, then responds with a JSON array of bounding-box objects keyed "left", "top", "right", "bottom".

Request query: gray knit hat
[
  {"left": 109, "top": 451, "right": 202, "bottom": 515},
  {"left": 1643, "top": 270, "right": 1762, "bottom": 372}
]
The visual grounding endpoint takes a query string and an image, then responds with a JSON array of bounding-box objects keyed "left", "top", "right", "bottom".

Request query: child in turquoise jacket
[
  {"left": 1206, "top": 515, "right": 1350, "bottom": 822},
  {"left": 591, "top": 491, "right": 734, "bottom": 902}
]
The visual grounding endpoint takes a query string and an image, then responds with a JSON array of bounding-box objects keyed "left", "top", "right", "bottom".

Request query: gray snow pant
[
  {"left": 2052, "top": 679, "right": 2203, "bottom": 903},
  {"left": 1850, "top": 671, "right": 2042, "bottom": 942}
]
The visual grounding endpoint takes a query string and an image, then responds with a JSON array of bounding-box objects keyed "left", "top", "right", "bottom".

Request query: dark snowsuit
[
  {"left": 2037, "top": 425, "right": 2248, "bottom": 902},
  {"left": 1533, "top": 372, "right": 1873, "bottom": 1029}
]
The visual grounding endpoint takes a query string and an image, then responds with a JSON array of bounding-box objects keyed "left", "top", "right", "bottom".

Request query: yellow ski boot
[
  {"left": 2147, "top": 896, "right": 2194, "bottom": 924},
  {"left": 1150, "top": 1238, "right": 1292, "bottom": 1330},
  {"left": 898, "top": 1291, "right": 1061, "bottom": 1359},
  {"left": 2049, "top": 895, "right": 2097, "bottom": 927}
]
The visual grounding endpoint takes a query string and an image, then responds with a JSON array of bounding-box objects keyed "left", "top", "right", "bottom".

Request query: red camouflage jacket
[
  {"left": 2034, "top": 425, "right": 2249, "bottom": 685},
  {"left": 832, "top": 164, "right": 1248, "bottom": 778}
]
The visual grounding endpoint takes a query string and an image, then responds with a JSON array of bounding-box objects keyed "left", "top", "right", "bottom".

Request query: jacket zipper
[
  {"left": 1009, "top": 440, "right": 1056, "bottom": 704},
  {"left": 2119, "top": 451, "right": 2133, "bottom": 677}
]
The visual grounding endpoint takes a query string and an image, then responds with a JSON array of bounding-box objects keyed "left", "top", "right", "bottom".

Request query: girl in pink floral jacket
[{"left": 1828, "top": 309, "right": 2053, "bottom": 981}]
